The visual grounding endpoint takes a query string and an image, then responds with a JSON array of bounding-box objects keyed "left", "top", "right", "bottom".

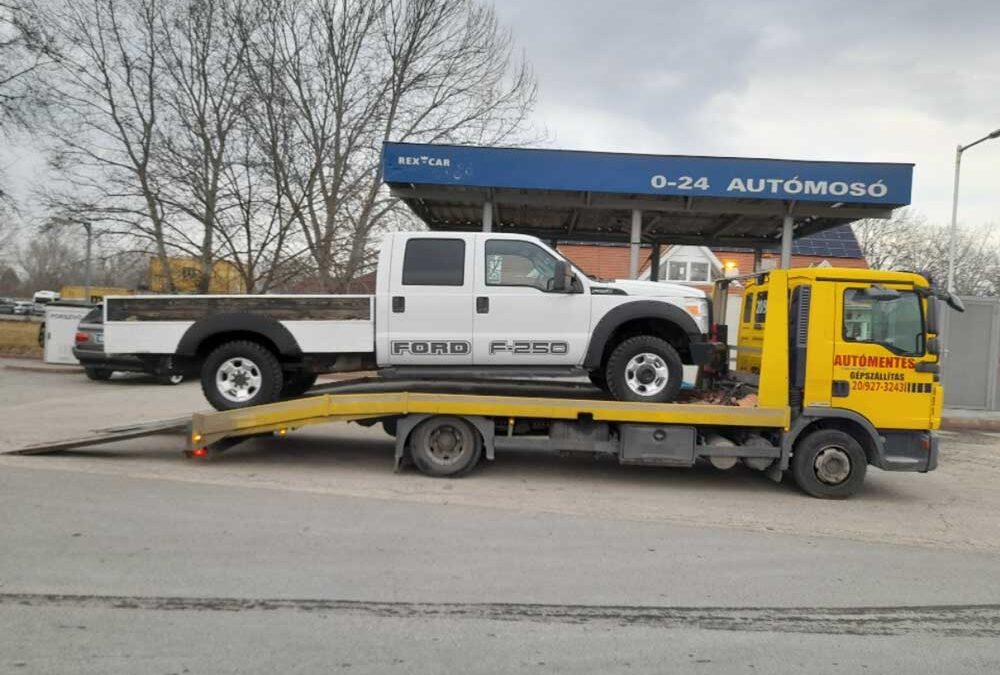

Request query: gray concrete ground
[{"left": 2, "top": 360, "right": 1000, "bottom": 674}]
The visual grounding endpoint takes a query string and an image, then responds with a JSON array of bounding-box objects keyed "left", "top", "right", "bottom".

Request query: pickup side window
[
  {"left": 485, "top": 239, "right": 559, "bottom": 292},
  {"left": 742, "top": 293, "right": 754, "bottom": 323},
  {"left": 843, "top": 288, "right": 924, "bottom": 356},
  {"left": 402, "top": 239, "right": 465, "bottom": 286}
]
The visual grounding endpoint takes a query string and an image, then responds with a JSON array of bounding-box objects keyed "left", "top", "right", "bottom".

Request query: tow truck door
[{"left": 831, "top": 282, "right": 937, "bottom": 428}]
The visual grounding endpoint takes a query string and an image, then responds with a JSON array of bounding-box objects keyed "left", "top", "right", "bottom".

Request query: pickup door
[
  {"left": 472, "top": 234, "right": 591, "bottom": 365},
  {"left": 385, "top": 234, "right": 474, "bottom": 365}
]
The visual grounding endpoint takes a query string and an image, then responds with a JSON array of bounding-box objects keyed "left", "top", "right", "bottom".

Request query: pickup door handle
[
  {"left": 476, "top": 297, "right": 489, "bottom": 314},
  {"left": 392, "top": 296, "right": 405, "bottom": 313}
]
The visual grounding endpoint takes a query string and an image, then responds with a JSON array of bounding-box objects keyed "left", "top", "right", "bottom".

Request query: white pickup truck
[{"left": 104, "top": 232, "right": 714, "bottom": 410}]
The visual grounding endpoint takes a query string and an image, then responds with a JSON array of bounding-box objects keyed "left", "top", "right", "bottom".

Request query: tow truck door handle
[{"left": 476, "top": 297, "right": 489, "bottom": 314}]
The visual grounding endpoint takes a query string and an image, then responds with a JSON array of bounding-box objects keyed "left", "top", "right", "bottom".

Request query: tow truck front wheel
[
  {"left": 408, "top": 416, "right": 482, "bottom": 477},
  {"left": 605, "top": 335, "right": 683, "bottom": 403},
  {"left": 791, "top": 429, "right": 867, "bottom": 499},
  {"left": 202, "top": 341, "right": 284, "bottom": 411}
]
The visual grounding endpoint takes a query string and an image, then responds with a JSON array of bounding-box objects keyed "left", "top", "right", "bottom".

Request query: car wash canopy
[{"left": 382, "top": 142, "right": 912, "bottom": 277}]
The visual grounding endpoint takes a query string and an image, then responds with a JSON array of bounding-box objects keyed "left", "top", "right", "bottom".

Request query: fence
[{"left": 940, "top": 296, "right": 1000, "bottom": 410}]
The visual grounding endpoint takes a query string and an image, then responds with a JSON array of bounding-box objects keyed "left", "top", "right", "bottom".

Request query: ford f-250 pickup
[{"left": 103, "top": 232, "right": 714, "bottom": 410}]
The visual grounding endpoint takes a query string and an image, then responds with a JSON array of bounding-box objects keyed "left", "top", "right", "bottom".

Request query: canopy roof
[{"left": 383, "top": 142, "right": 912, "bottom": 249}]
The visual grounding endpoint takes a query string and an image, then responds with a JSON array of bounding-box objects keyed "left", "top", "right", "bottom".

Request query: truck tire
[
  {"left": 84, "top": 367, "right": 112, "bottom": 381},
  {"left": 408, "top": 415, "right": 482, "bottom": 477},
  {"left": 604, "top": 335, "right": 683, "bottom": 403},
  {"left": 588, "top": 371, "right": 607, "bottom": 390},
  {"left": 202, "top": 340, "right": 284, "bottom": 411},
  {"left": 281, "top": 372, "right": 318, "bottom": 399},
  {"left": 791, "top": 428, "right": 867, "bottom": 499}
]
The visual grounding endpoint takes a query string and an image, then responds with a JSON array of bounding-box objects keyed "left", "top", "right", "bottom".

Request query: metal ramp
[{"left": 8, "top": 417, "right": 191, "bottom": 456}]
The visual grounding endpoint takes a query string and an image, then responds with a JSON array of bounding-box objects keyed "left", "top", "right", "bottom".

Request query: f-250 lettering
[
  {"left": 392, "top": 340, "right": 471, "bottom": 356},
  {"left": 489, "top": 340, "right": 569, "bottom": 355}
]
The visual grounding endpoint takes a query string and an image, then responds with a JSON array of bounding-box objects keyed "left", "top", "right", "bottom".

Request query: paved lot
[{"left": 2, "top": 360, "right": 1000, "bottom": 673}]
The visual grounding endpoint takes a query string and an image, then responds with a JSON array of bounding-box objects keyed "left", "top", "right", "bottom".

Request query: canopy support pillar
[
  {"left": 649, "top": 241, "right": 661, "bottom": 282},
  {"left": 482, "top": 201, "right": 493, "bottom": 232},
  {"left": 780, "top": 212, "right": 793, "bottom": 269},
  {"left": 629, "top": 209, "right": 642, "bottom": 279}
]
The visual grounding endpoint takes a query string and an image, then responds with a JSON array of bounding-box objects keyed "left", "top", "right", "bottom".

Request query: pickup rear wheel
[
  {"left": 84, "top": 367, "right": 112, "bottom": 381},
  {"left": 605, "top": 335, "right": 683, "bottom": 403},
  {"left": 202, "top": 340, "right": 284, "bottom": 411},
  {"left": 408, "top": 416, "right": 482, "bottom": 477},
  {"left": 791, "top": 429, "right": 867, "bottom": 499}
]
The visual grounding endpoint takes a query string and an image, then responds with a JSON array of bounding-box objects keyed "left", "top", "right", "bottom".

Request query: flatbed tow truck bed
[{"left": 7, "top": 376, "right": 788, "bottom": 475}]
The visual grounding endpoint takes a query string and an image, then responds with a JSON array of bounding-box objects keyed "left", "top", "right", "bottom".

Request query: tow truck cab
[{"left": 719, "top": 268, "right": 958, "bottom": 482}]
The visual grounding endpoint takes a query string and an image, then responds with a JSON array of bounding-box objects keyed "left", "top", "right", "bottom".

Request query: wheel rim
[
  {"left": 216, "top": 357, "right": 262, "bottom": 403},
  {"left": 624, "top": 352, "right": 670, "bottom": 396},
  {"left": 425, "top": 424, "right": 468, "bottom": 466},
  {"left": 814, "top": 446, "right": 852, "bottom": 485}
]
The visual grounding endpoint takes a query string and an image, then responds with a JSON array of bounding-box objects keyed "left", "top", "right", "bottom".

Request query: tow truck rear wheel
[
  {"left": 202, "top": 340, "right": 284, "bottom": 411},
  {"left": 408, "top": 416, "right": 482, "bottom": 477},
  {"left": 791, "top": 428, "right": 867, "bottom": 499},
  {"left": 604, "top": 335, "right": 683, "bottom": 403}
]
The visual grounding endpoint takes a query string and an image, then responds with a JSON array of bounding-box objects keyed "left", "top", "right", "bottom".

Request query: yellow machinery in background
[{"left": 148, "top": 258, "right": 246, "bottom": 294}]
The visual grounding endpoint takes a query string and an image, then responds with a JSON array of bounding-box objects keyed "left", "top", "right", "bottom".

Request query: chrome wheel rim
[
  {"left": 814, "top": 446, "right": 852, "bottom": 485},
  {"left": 216, "top": 357, "right": 262, "bottom": 403},
  {"left": 624, "top": 352, "right": 669, "bottom": 396}
]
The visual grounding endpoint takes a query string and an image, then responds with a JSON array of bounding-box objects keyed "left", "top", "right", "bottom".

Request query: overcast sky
[
  {"left": 493, "top": 0, "right": 1000, "bottom": 227},
  {"left": 3, "top": 0, "right": 997, "bottom": 229}
]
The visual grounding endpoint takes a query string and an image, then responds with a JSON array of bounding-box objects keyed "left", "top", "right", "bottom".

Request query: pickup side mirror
[{"left": 551, "top": 261, "right": 571, "bottom": 292}]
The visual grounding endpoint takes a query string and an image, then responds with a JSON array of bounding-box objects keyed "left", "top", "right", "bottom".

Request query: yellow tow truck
[
  {"left": 180, "top": 267, "right": 961, "bottom": 499},
  {"left": 12, "top": 267, "right": 963, "bottom": 499}
]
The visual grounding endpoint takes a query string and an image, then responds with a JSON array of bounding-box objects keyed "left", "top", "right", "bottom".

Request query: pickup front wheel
[
  {"left": 605, "top": 335, "right": 683, "bottom": 403},
  {"left": 202, "top": 341, "right": 284, "bottom": 411}
]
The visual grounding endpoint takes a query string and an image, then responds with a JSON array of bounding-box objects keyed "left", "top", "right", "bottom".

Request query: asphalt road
[{"left": 3, "top": 362, "right": 1000, "bottom": 674}]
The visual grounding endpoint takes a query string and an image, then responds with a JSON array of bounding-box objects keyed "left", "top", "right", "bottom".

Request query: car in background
[
  {"left": 12, "top": 300, "right": 34, "bottom": 315},
  {"left": 0, "top": 298, "right": 15, "bottom": 314},
  {"left": 73, "top": 305, "right": 185, "bottom": 384}
]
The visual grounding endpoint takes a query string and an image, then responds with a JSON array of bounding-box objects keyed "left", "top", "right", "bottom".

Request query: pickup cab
[{"left": 104, "top": 232, "right": 713, "bottom": 410}]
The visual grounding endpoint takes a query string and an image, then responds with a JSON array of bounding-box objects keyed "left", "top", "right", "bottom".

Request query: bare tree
[
  {"left": 244, "top": 0, "right": 536, "bottom": 291},
  {"left": 154, "top": 0, "right": 257, "bottom": 292},
  {"left": 0, "top": 1, "right": 53, "bottom": 131},
  {"left": 854, "top": 209, "right": 999, "bottom": 296},
  {"left": 33, "top": 0, "right": 176, "bottom": 290},
  {"left": 17, "top": 228, "right": 82, "bottom": 291}
]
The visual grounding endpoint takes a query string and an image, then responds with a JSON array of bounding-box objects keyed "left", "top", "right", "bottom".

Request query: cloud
[{"left": 495, "top": 0, "right": 1000, "bottom": 226}]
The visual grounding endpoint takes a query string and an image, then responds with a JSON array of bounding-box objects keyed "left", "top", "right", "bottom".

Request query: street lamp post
[
  {"left": 947, "top": 128, "right": 1000, "bottom": 292},
  {"left": 82, "top": 221, "right": 93, "bottom": 303}
]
